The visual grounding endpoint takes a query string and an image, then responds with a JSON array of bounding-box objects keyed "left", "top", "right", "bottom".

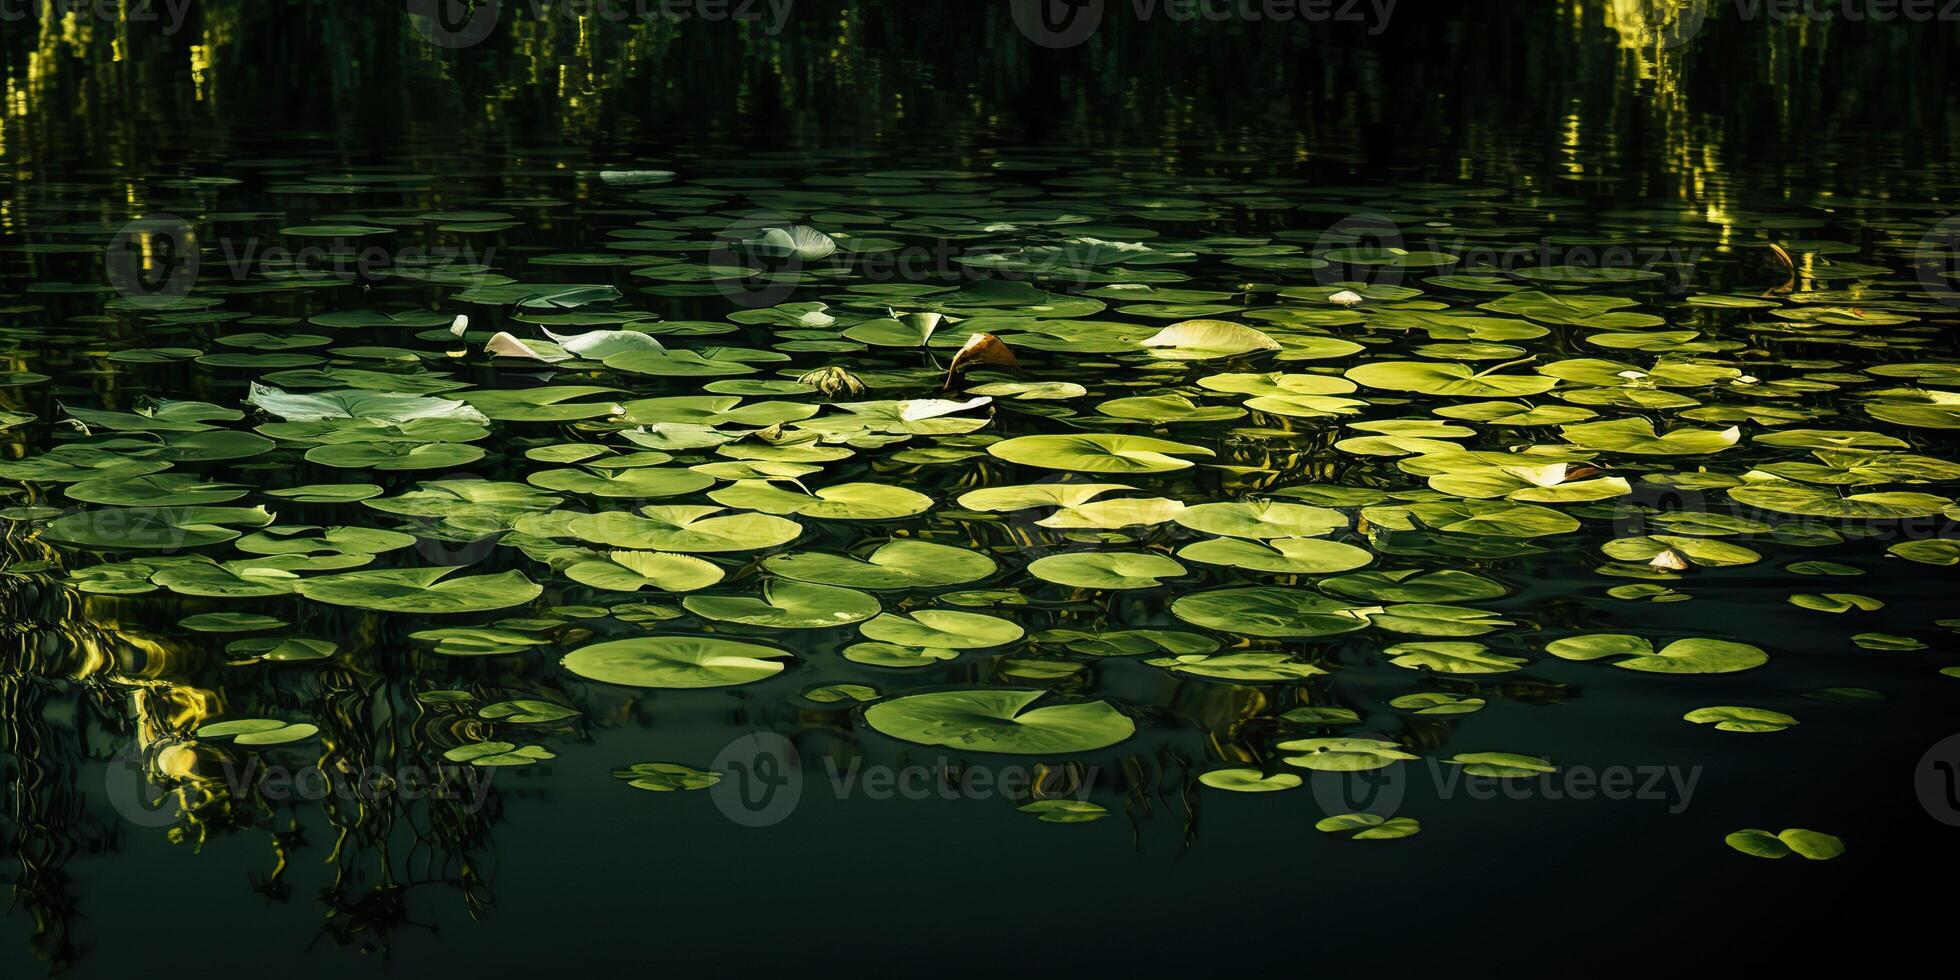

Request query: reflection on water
[{"left": 0, "top": 1, "right": 1956, "bottom": 975}]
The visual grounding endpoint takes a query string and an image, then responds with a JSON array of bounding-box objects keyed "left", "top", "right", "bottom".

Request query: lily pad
[
  {"left": 561, "top": 636, "right": 791, "bottom": 689},
  {"left": 864, "top": 689, "right": 1135, "bottom": 754},
  {"left": 988, "top": 433, "right": 1214, "bottom": 473},
  {"left": 1725, "top": 828, "right": 1845, "bottom": 861},
  {"left": 1545, "top": 634, "right": 1768, "bottom": 673}
]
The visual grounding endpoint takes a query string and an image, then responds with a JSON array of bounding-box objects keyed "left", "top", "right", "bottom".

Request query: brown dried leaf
[{"left": 944, "top": 332, "right": 1018, "bottom": 389}]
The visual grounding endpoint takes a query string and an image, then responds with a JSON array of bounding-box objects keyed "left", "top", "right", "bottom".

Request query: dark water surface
[{"left": 2, "top": 2, "right": 1958, "bottom": 975}]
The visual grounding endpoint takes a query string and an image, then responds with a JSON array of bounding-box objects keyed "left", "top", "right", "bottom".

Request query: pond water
[{"left": 1, "top": 2, "right": 1957, "bottom": 974}]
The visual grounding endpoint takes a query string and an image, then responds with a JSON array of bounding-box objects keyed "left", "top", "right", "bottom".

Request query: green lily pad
[
  {"left": 859, "top": 610, "right": 1025, "bottom": 649},
  {"left": 561, "top": 636, "right": 791, "bottom": 689},
  {"left": 1146, "top": 652, "right": 1325, "bottom": 682},
  {"left": 1018, "top": 800, "right": 1111, "bottom": 823},
  {"left": 445, "top": 742, "right": 556, "bottom": 767},
  {"left": 197, "top": 719, "right": 318, "bottom": 746},
  {"left": 1315, "top": 813, "right": 1421, "bottom": 840},
  {"left": 682, "top": 581, "right": 881, "bottom": 628},
  {"left": 1279, "top": 737, "right": 1418, "bottom": 771},
  {"left": 763, "top": 539, "right": 996, "bottom": 589},
  {"left": 987, "top": 433, "right": 1214, "bottom": 473},
  {"left": 1171, "top": 587, "right": 1373, "bottom": 638},
  {"left": 863, "top": 689, "right": 1135, "bottom": 754},
  {"left": 1199, "top": 769, "right": 1302, "bottom": 792},
  {"left": 1684, "top": 706, "right": 1798, "bottom": 733},
  {"left": 1545, "top": 634, "right": 1768, "bottom": 673},
  {"left": 1725, "top": 828, "right": 1845, "bottom": 861},
  {"left": 295, "top": 567, "right": 542, "bottom": 614},
  {"left": 1027, "top": 551, "right": 1185, "bottom": 590},
  {"left": 613, "top": 763, "right": 722, "bottom": 791},
  {"left": 566, "top": 551, "right": 725, "bottom": 592},
  {"left": 1444, "top": 752, "right": 1556, "bottom": 778},
  {"left": 1176, "top": 536, "right": 1374, "bottom": 574}
]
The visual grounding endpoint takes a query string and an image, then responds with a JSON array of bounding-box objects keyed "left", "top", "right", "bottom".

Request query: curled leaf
[{"left": 944, "top": 332, "right": 1020, "bottom": 388}]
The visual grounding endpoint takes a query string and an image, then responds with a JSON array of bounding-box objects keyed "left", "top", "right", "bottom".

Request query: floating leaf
[
  {"left": 613, "top": 763, "right": 722, "bottom": 791},
  {"left": 566, "top": 551, "right": 725, "bottom": 593},
  {"left": 763, "top": 539, "right": 997, "bottom": 589},
  {"left": 859, "top": 610, "right": 1024, "bottom": 649},
  {"left": 1147, "top": 652, "right": 1325, "bottom": 682},
  {"left": 295, "top": 567, "right": 542, "bottom": 614},
  {"left": 197, "top": 719, "right": 318, "bottom": 746},
  {"left": 561, "top": 636, "right": 791, "bottom": 689},
  {"left": 1315, "top": 813, "right": 1421, "bottom": 840},
  {"left": 988, "top": 433, "right": 1214, "bottom": 473},
  {"left": 1139, "top": 319, "right": 1281, "bottom": 359},
  {"left": 1684, "top": 706, "right": 1798, "bottom": 733},
  {"left": 1444, "top": 752, "right": 1556, "bottom": 778},
  {"left": 1279, "top": 737, "right": 1418, "bottom": 771},
  {"left": 1028, "top": 551, "right": 1185, "bottom": 590},
  {"left": 1346, "top": 360, "right": 1557, "bottom": 397},
  {"left": 1199, "top": 769, "right": 1302, "bottom": 792},
  {"left": 1545, "top": 634, "right": 1767, "bottom": 673},
  {"left": 1171, "top": 588, "right": 1373, "bottom": 639},
  {"left": 446, "top": 742, "right": 556, "bottom": 767},
  {"left": 1725, "top": 828, "right": 1845, "bottom": 861},
  {"left": 682, "top": 580, "right": 881, "bottom": 628},
  {"left": 864, "top": 689, "right": 1135, "bottom": 754},
  {"left": 1018, "top": 800, "right": 1110, "bottom": 823}
]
